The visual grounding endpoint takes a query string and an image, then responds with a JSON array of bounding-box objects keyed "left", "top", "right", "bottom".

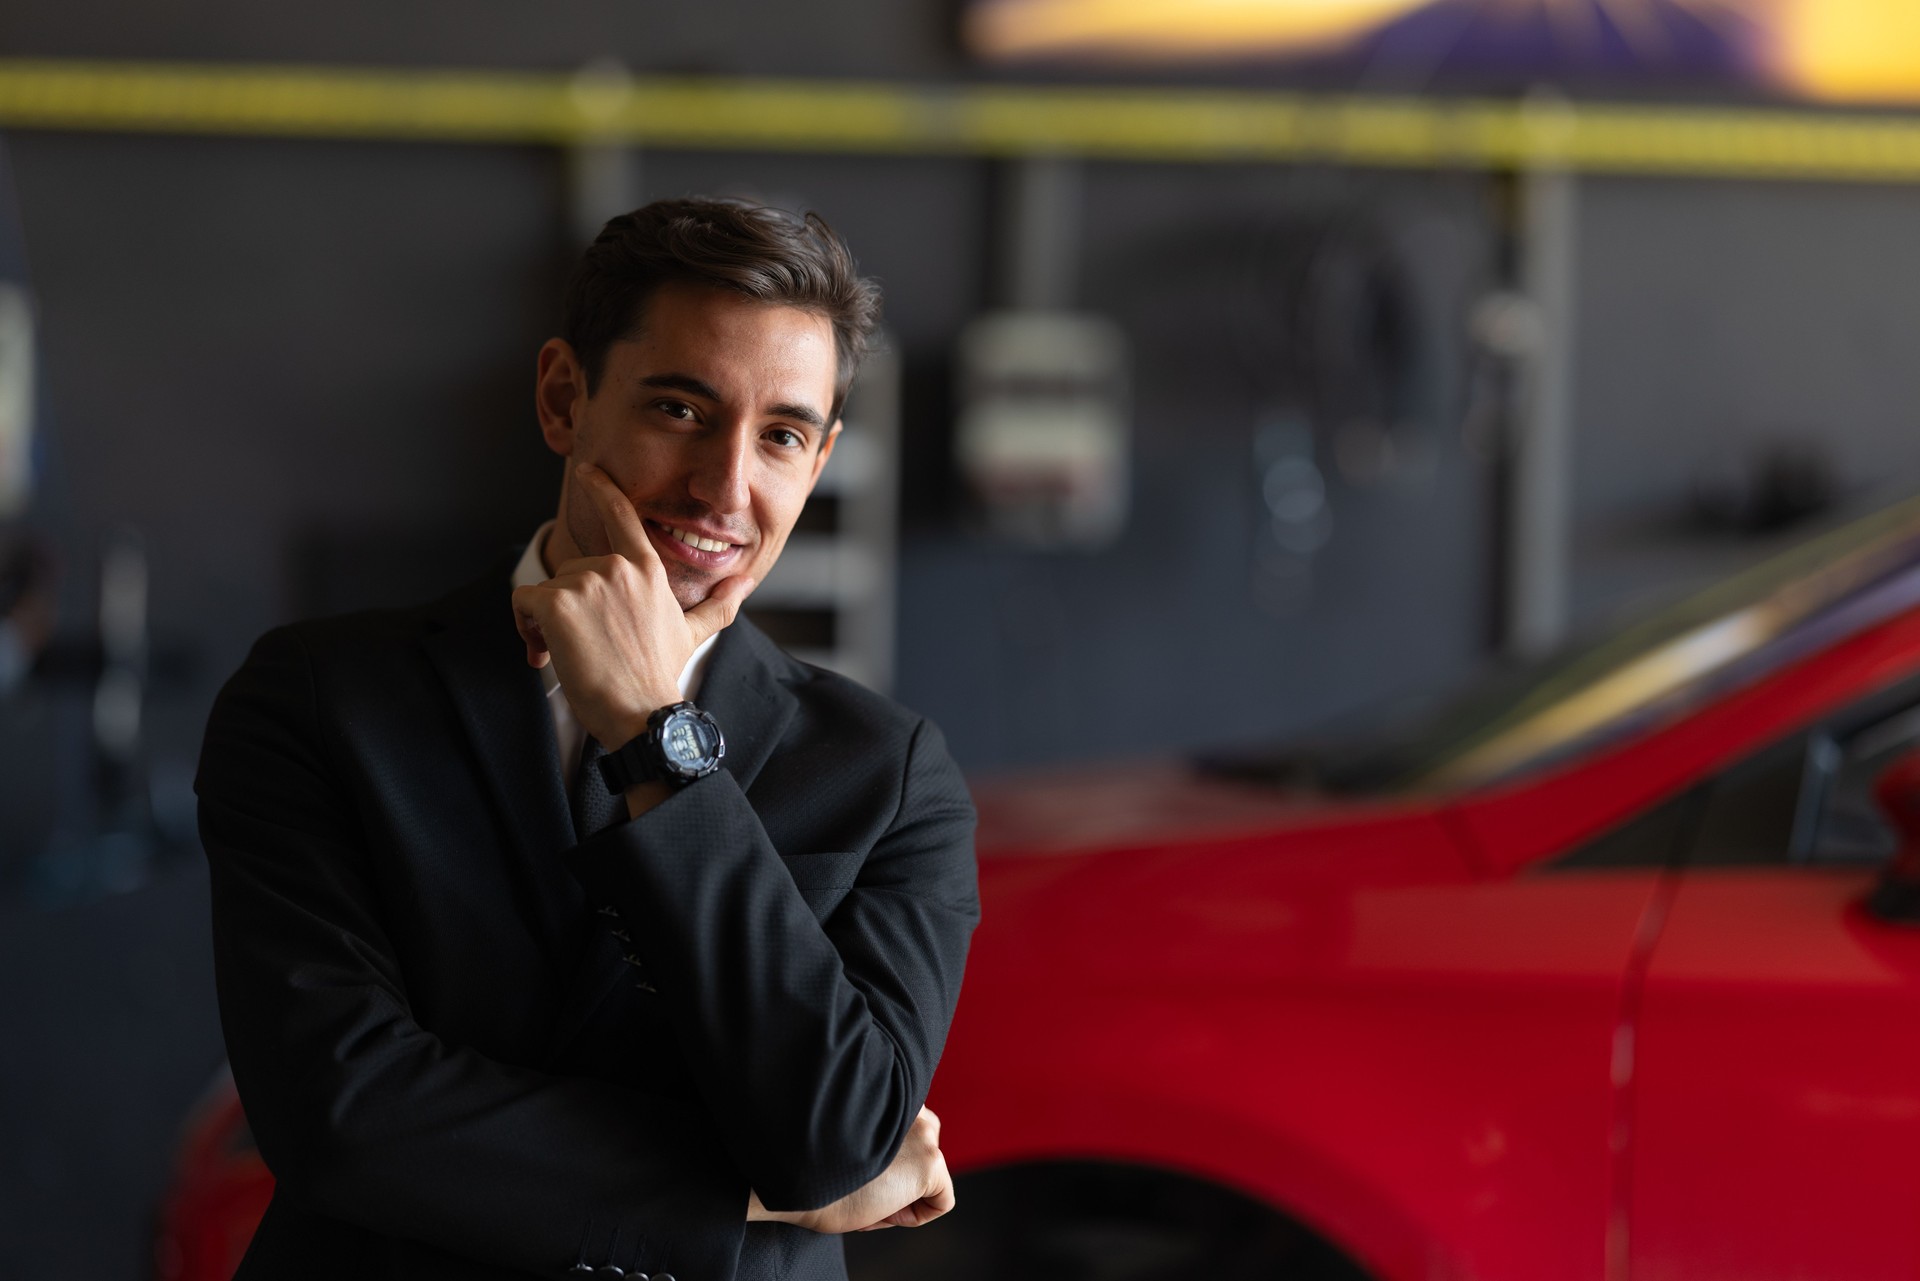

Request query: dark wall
[
  {"left": 11, "top": 131, "right": 567, "bottom": 825},
  {"left": 895, "top": 162, "right": 1493, "bottom": 766},
  {"left": 0, "top": 0, "right": 966, "bottom": 78},
  {"left": 1568, "top": 174, "right": 1920, "bottom": 627}
]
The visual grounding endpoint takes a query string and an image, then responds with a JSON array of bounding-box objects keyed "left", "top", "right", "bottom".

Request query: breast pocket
[{"left": 779, "top": 850, "right": 866, "bottom": 920}]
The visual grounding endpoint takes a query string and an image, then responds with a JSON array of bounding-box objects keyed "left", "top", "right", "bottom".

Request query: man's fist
[
  {"left": 749, "top": 1107, "right": 955, "bottom": 1234},
  {"left": 510, "top": 464, "right": 754, "bottom": 749}
]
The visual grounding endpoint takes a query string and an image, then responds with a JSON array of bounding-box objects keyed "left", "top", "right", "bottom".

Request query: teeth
[{"left": 664, "top": 525, "right": 732, "bottom": 554}]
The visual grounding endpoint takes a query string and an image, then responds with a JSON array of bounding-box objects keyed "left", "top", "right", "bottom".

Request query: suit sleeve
[
  {"left": 562, "top": 708, "right": 980, "bottom": 1213},
  {"left": 197, "top": 626, "right": 748, "bottom": 1281}
]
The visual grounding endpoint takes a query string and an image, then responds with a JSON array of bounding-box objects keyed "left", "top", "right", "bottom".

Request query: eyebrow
[{"left": 640, "top": 373, "right": 828, "bottom": 432}]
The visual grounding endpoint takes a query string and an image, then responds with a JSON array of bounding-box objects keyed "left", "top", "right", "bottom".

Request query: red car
[{"left": 160, "top": 495, "right": 1920, "bottom": 1281}]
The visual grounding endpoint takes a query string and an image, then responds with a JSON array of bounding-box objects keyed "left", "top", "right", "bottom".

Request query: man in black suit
[{"left": 196, "top": 199, "right": 979, "bottom": 1281}]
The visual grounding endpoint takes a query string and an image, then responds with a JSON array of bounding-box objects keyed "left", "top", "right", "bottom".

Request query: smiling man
[{"left": 196, "top": 199, "right": 980, "bottom": 1281}]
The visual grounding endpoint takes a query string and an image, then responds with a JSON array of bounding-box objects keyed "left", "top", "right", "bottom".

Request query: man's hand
[
  {"left": 748, "top": 1107, "right": 955, "bottom": 1234},
  {"left": 510, "top": 464, "right": 754, "bottom": 750}
]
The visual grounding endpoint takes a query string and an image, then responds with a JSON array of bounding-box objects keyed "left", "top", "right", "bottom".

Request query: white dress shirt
[{"left": 512, "top": 521, "right": 718, "bottom": 783}]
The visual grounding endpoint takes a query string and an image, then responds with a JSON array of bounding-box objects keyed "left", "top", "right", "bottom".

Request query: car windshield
[{"left": 1205, "top": 493, "right": 1920, "bottom": 796}]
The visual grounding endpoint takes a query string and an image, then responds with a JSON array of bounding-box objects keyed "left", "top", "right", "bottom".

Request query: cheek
[
  {"left": 591, "top": 435, "right": 677, "bottom": 501},
  {"left": 750, "top": 525, "right": 791, "bottom": 571},
  {"left": 754, "top": 479, "right": 814, "bottom": 544},
  {"left": 577, "top": 424, "right": 627, "bottom": 467}
]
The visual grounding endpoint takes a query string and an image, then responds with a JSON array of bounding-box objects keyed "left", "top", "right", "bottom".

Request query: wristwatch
[{"left": 598, "top": 701, "right": 727, "bottom": 793}]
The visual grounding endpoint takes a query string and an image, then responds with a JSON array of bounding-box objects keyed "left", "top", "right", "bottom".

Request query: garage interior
[{"left": 9, "top": 3, "right": 1920, "bottom": 1279}]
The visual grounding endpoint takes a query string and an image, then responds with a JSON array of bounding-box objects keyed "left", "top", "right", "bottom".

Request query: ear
[
  {"left": 807, "top": 420, "right": 843, "bottom": 492},
  {"left": 535, "top": 338, "right": 590, "bottom": 457}
]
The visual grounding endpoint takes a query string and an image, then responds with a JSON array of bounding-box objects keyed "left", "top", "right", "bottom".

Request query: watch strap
[{"left": 597, "top": 733, "right": 665, "bottom": 793}]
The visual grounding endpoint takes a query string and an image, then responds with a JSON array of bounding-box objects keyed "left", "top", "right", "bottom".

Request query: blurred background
[{"left": 11, "top": 1, "right": 1920, "bottom": 1277}]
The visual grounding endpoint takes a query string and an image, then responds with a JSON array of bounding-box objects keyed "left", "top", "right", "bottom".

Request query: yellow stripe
[{"left": 5, "top": 58, "right": 1920, "bottom": 181}]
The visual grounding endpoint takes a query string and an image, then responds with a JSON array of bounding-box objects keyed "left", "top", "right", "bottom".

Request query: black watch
[{"left": 598, "top": 701, "right": 726, "bottom": 793}]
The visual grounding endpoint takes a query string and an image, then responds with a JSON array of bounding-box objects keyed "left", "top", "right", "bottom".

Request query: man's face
[{"left": 538, "top": 281, "right": 840, "bottom": 610}]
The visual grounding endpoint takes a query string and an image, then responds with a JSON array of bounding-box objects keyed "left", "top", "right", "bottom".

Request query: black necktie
[
  {"left": 569, "top": 736, "right": 625, "bottom": 842},
  {"left": 568, "top": 736, "right": 654, "bottom": 991}
]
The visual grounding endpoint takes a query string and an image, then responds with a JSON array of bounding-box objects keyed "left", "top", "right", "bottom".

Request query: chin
[{"left": 665, "top": 566, "right": 719, "bottom": 612}]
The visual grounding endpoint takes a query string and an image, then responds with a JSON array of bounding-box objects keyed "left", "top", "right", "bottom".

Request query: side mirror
[{"left": 1867, "top": 748, "right": 1920, "bottom": 924}]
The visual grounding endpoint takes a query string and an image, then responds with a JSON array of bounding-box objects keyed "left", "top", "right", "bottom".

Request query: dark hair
[{"left": 562, "top": 197, "right": 882, "bottom": 422}]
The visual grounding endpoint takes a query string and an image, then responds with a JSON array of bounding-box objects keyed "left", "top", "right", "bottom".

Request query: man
[{"left": 196, "top": 198, "right": 979, "bottom": 1281}]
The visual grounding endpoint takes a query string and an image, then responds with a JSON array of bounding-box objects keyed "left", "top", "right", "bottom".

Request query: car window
[
  {"left": 1686, "top": 733, "right": 1811, "bottom": 867},
  {"left": 1689, "top": 677, "right": 1920, "bottom": 868},
  {"left": 1549, "top": 731, "right": 1813, "bottom": 872},
  {"left": 1412, "top": 554, "right": 1920, "bottom": 793},
  {"left": 1799, "top": 703, "right": 1920, "bottom": 865},
  {"left": 1550, "top": 786, "right": 1702, "bottom": 871},
  {"left": 1544, "top": 678, "right": 1920, "bottom": 873}
]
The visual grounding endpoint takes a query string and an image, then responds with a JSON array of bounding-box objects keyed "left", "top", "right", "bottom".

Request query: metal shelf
[{"left": 747, "top": 342, "right": 899, "bottom": 692}]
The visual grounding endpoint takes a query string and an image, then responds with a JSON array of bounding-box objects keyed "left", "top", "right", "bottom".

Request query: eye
[
  {"left": 765, "top": 426, "right": 806, "bottom": 449},
  {"left": 654, "top": 400, "right": 697, "bottom": 421}
]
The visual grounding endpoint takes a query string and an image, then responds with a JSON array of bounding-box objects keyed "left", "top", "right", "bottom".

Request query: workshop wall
[{"left": 1568, "top": 175, "right": 1920, "bottom": 628}]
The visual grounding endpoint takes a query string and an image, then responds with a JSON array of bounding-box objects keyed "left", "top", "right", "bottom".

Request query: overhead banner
[{"left": 965, "top": 1, "right": 1920, "bottom": 106}]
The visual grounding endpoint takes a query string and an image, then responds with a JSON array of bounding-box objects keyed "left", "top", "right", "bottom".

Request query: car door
[{"left": 1628, "top": 687, "right": 1920, "bottom": 1280}]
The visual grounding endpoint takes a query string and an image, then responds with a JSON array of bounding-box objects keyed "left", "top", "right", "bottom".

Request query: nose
[{"left": 688, "top": 422, "right": 753, "bottom": 515}]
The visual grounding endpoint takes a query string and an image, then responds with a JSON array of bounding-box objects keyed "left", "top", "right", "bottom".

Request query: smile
[
  {"left": 660, "top": 524, "right": 738, "bottom": 553},
  {"left": 644, "top": 520, "right": 748, "bottom": 571}
]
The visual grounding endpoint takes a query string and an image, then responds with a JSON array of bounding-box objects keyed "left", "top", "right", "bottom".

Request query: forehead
[{"left": 612, "top": 281, "right": 837, "bottom": 402}]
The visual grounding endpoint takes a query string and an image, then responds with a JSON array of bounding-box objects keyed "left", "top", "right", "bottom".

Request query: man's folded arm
[
  {"left": 563, "top": 715, "right": 980, "bottom": 1214},
  {"left": 198, "top": 627, "right": 748, "bottom": 1280}
]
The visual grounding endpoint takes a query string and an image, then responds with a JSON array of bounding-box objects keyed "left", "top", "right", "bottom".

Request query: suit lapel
[
  {"left": 421, "top": 565, "right": 584, "bottom": 964},
  {"left": 699, "top": 616, "right": 801, "bottom": 795}
]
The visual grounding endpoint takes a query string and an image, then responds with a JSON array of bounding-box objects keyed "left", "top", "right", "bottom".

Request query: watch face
[{"left": 660, "top": 709, "right": 722, "bottom": 773}]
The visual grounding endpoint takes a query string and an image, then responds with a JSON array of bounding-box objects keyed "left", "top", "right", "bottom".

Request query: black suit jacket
[{"left": 195, "top": 560, "right": 979, "bottom": 1281}]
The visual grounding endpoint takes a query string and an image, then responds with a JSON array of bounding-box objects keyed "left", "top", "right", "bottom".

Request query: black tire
[{"left": 843, "top": 1160, "right": 1373, "bottom": 1281}]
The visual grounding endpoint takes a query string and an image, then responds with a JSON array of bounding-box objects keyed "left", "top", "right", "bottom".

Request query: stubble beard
[{"left": 660, "top": 560, "right": 710, "bottom": 613}]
